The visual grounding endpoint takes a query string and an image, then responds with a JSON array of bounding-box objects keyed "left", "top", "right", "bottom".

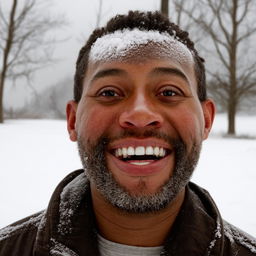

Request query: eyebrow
[
  {"left": 149, "top": 67, "right": 189, "bottom": 83},
  {"left": 90, "top": 68, "right": 127, "bottom": 83},
  {"left": 90, "top": 66, "right": 189, "bottom": 84}
]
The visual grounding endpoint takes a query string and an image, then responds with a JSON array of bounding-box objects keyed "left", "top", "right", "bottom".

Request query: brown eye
[
  {"left": 99, "top": 89, "right": 119, "bottom": 97},
  {"left": 156, "top": 86, "right": 184, "bottom": 104},
  {"left": 160, "top": 90, "right": 177, "bottom": 97},
  {"left": 94, "top": 87, "right": 124, "bottom": 104}
]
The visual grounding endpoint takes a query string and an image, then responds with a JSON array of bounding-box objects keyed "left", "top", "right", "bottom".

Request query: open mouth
[{"left": 111, "top": 146, "right": 171, "bottom": 165}]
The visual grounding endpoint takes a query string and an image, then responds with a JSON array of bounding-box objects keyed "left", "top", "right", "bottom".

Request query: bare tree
[
  {"left": 94, "top": 0, "right": 112, "bottom": 28},
  {"left": 0, "top": 0, "right": 66, "bottom": 123},
  {"left": 176, "top": 1, "right": 208, "bottom": 46},
  {"left": 95, "top": 0, "right": 103, "bottom": 27},
  {"left": 160, "top": 0, "right": 202, "bottom": 43},
  {"left": 161, "top": 0, "right": 169, "bottom": 17},
  {"left": 178, "top": 0, "right": 256, "bottom": 135}
]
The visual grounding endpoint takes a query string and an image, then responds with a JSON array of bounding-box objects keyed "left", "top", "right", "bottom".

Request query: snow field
[{"left": 0, "top": 114, "right": 255, "bottom": 237}]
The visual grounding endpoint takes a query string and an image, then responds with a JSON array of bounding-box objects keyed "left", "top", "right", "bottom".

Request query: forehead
[{"left": 89, "top": 29, "right": 194, "bottom": 66}]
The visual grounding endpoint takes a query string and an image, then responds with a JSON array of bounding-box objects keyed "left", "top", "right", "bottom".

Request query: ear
[
  {"left": 66, "top": 100, "right": 78, "bottom": 142},
  {"left": 201, "top": 99, "right": 216, "bottom": 140}
]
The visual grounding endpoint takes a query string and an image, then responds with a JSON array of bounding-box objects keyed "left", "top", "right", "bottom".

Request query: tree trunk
[
  {"left": 161, "top": 0, "right": 169, "bottom": 17},
  {"left": 227, "top": 0, "right": 238, "bottom": 135},
  {"left": 0, "top": 0, "right": 18, "bottom": 123},
  {"left": 95, "top": 0, "right": 103, "bottom": 27},
  {"left": 227, "top": 99, "right": 236, "bottom": 135},
  {"left": 228, "top": 55, "right": 237, "bottom": 135},
  {"left": 0, "top": 75, "right": 3, "bottom": 123}
]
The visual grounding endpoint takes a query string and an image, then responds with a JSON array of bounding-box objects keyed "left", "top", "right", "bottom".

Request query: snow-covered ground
[{"left": 0, "top": 114, "right": 255, "bottom": 237}]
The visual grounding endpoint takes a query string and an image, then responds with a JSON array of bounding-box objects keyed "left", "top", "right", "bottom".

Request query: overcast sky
[{"left": 5, "top": 0, "right": 160, "bottom": 109}]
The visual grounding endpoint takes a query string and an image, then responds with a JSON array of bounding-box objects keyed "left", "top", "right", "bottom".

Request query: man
[{"left": 0, "top": 10, "right": 255, "bottom": 256}]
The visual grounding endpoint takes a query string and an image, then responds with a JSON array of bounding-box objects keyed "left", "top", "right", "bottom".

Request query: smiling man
[{"left": 0, "top": 11, "right": 256, "bottom": 256}]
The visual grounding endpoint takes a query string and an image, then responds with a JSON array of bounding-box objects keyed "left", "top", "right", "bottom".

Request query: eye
[
  {"left": 158, "top": 86, "right": 181, "bottom": 97},
  {"left": 93, "top": 86, "right": 124, "bottom": 104},
  {"left": 160, "top": 89, "right": 178, "bottom": 97},
  {"left": 157, "top": 86, "right": 184, "bottom": 103},
  {"left": 99, "top": 89, "right": 120, "bottom": 97}
]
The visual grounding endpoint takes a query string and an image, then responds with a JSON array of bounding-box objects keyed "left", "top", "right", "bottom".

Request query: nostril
[
  {"left": 121, "top": 120, "right": 161, "bottom": 128},
  {"left": 149, "top": 121, "right": 160, "bottom": 126},
  {"left": 124, "top": 121, "right": 135, "bottom": 127}
]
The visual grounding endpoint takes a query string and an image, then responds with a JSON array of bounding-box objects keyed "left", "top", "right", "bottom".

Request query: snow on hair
[{"left": 89, "top": 28, "right": 193, "bottom": 63}]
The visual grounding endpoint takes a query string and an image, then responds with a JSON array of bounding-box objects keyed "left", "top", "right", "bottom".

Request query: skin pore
[{"left": 66, "top": 44, "right": 215, "bottom": 246}]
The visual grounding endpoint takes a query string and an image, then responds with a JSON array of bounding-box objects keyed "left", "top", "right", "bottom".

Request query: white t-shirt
[{"left": 97, "top": 234, "right": 164, "bottom": 256}]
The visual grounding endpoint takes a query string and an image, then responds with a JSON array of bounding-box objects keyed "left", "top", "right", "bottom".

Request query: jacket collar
[
  {"left": 163, "top": 183, "right": 224, "bottom": 256},
  {"left": 34, "top": 170, "right": 224, "bottom": 256},
  {"left": 34, "top": 170, "right": 100, "bottom": 256}
]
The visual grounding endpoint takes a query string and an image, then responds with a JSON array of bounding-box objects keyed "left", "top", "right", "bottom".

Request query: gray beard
[{"left": 77, "top": 131, "right": 201, "bottom": 213}]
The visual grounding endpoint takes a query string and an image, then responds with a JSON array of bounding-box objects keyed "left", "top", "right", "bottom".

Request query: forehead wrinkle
[{"left": 149, "top": 67, "right": 189, "bottom": 84}]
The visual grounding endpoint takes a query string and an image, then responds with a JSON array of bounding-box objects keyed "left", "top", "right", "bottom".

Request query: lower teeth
[{"left": 130, "top": 162, "right": 150, "bottom": 166}]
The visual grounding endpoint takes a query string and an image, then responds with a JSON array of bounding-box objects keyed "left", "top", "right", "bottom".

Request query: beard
[{"left": 77, "top": 130, "right": 201, "bottom": 214}]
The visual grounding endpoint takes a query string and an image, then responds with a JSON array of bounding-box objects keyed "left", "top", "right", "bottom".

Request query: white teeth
[
  {"left": 135, "top": 146, "right": 145, "bottom": 155},
  {"left": 130, "top": 161, "right": 150, "bottom": 166},
  {"left": 154, "top": 147, "right": 160, "bottom": 157},
  {"left": 122, "top": 147, "right": 128, "bottom": 158},
  {"left": 159, "top": 148, "right": 164, "bottom": 157},
  {"left": 145, "top": 146, "right": 154, "bottom": 155},
  {"left": 114, "top": 146, "right": 167, "bottom": 158},
  {"left": 127, "top": 146, "right": 134, "bottom": 156}
]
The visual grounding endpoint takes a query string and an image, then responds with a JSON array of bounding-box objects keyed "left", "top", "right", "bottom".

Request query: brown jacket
[{"left": 0, "top": 169, "right": 256, "bottom": 255}]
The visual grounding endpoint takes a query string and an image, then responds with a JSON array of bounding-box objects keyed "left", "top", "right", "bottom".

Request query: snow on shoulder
[
  {"left": 224, "top": 221, "right": 256, "bottom": 254},
  {"left": 0, "top": 211, "right": 45, "bottom": 242},
  {"left": 89, "top": 28, "right": 193, "bottom": 64},
  {"left": 58, "top": 172, "right": 88, "bottom": 235}
]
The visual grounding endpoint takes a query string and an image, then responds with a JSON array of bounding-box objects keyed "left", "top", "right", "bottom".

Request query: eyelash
[
  {"left": 92, "top": 87, "right": 124, "bottom": 103},
  {"left": 92, "top": 86, "right": 183, "bottom": 104},
  {"left": 158, "top": 89, "right": 179, "bottom": 97},
  {"left": 157, "top": 86, "right": 182, "bottom": 97},
  {"left": 98, "top": 89, "right": 120, "bottom": 97}
]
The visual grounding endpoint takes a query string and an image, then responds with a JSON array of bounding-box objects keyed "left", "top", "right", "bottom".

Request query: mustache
[
  {"left": 79, "top": 129, "right": 189, "bottom": 173},
  {"left": 91, "top": 129, "right": 185, "bottom": 152}
]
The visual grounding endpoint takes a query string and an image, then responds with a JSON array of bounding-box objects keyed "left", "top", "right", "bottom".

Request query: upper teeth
[{"left": 115, "top": 146, "right": 166, "bottom": 158}]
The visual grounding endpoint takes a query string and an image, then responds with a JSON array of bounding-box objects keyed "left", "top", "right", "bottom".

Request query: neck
[{"left": 91, "top": 186, "right": 185, "bottom": 247}]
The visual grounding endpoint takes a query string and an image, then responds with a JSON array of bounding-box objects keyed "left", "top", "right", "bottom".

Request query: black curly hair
[{"left": 74, "top": 10, "right": 206, "bottom": 102}]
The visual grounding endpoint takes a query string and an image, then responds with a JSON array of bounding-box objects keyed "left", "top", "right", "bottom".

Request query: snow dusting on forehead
[{"left": 89, "top": 28, "right": 193, "bottom": 64}]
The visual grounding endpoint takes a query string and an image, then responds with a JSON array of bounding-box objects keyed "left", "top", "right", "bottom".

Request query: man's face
[{"left": 67, "top": 45, "right": 215, "bottom": 213}]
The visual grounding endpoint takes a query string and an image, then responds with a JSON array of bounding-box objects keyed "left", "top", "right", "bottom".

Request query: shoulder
[
  {"left": 186, "top": 183, "right": 256, "bottom": 255},
  {"left": 0, "top": 211, "right": 45, "bottom": 256},
  {"left": 223, "top": 221, "right": 256, "bottom": 255}
]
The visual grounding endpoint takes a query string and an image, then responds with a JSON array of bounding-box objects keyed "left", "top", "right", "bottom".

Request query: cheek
[
  {"left": 180, "top": 113, "right": 203, "bottom": 136},
  {"left": 77, "top": 105, "right": 118, "bottom": 140},
  {"left": 166, "top": 105, "right": 205, "bottom": 142}
]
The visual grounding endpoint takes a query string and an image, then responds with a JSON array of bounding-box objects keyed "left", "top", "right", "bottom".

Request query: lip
[
  {"left": 106, "top": 150, "right": 173, "bottom": 176},
  {"left": 106, "top": 137, "right": 173, "bottom": 176}
]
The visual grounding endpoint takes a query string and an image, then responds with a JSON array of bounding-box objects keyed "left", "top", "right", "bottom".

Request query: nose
[{"left": 119, "top": 94, "right": 163, "bottom": 129}]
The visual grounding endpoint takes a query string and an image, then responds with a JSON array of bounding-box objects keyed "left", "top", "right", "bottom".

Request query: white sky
[{"left": 4, "top": 0, "right": 160, "bottom": 109}]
